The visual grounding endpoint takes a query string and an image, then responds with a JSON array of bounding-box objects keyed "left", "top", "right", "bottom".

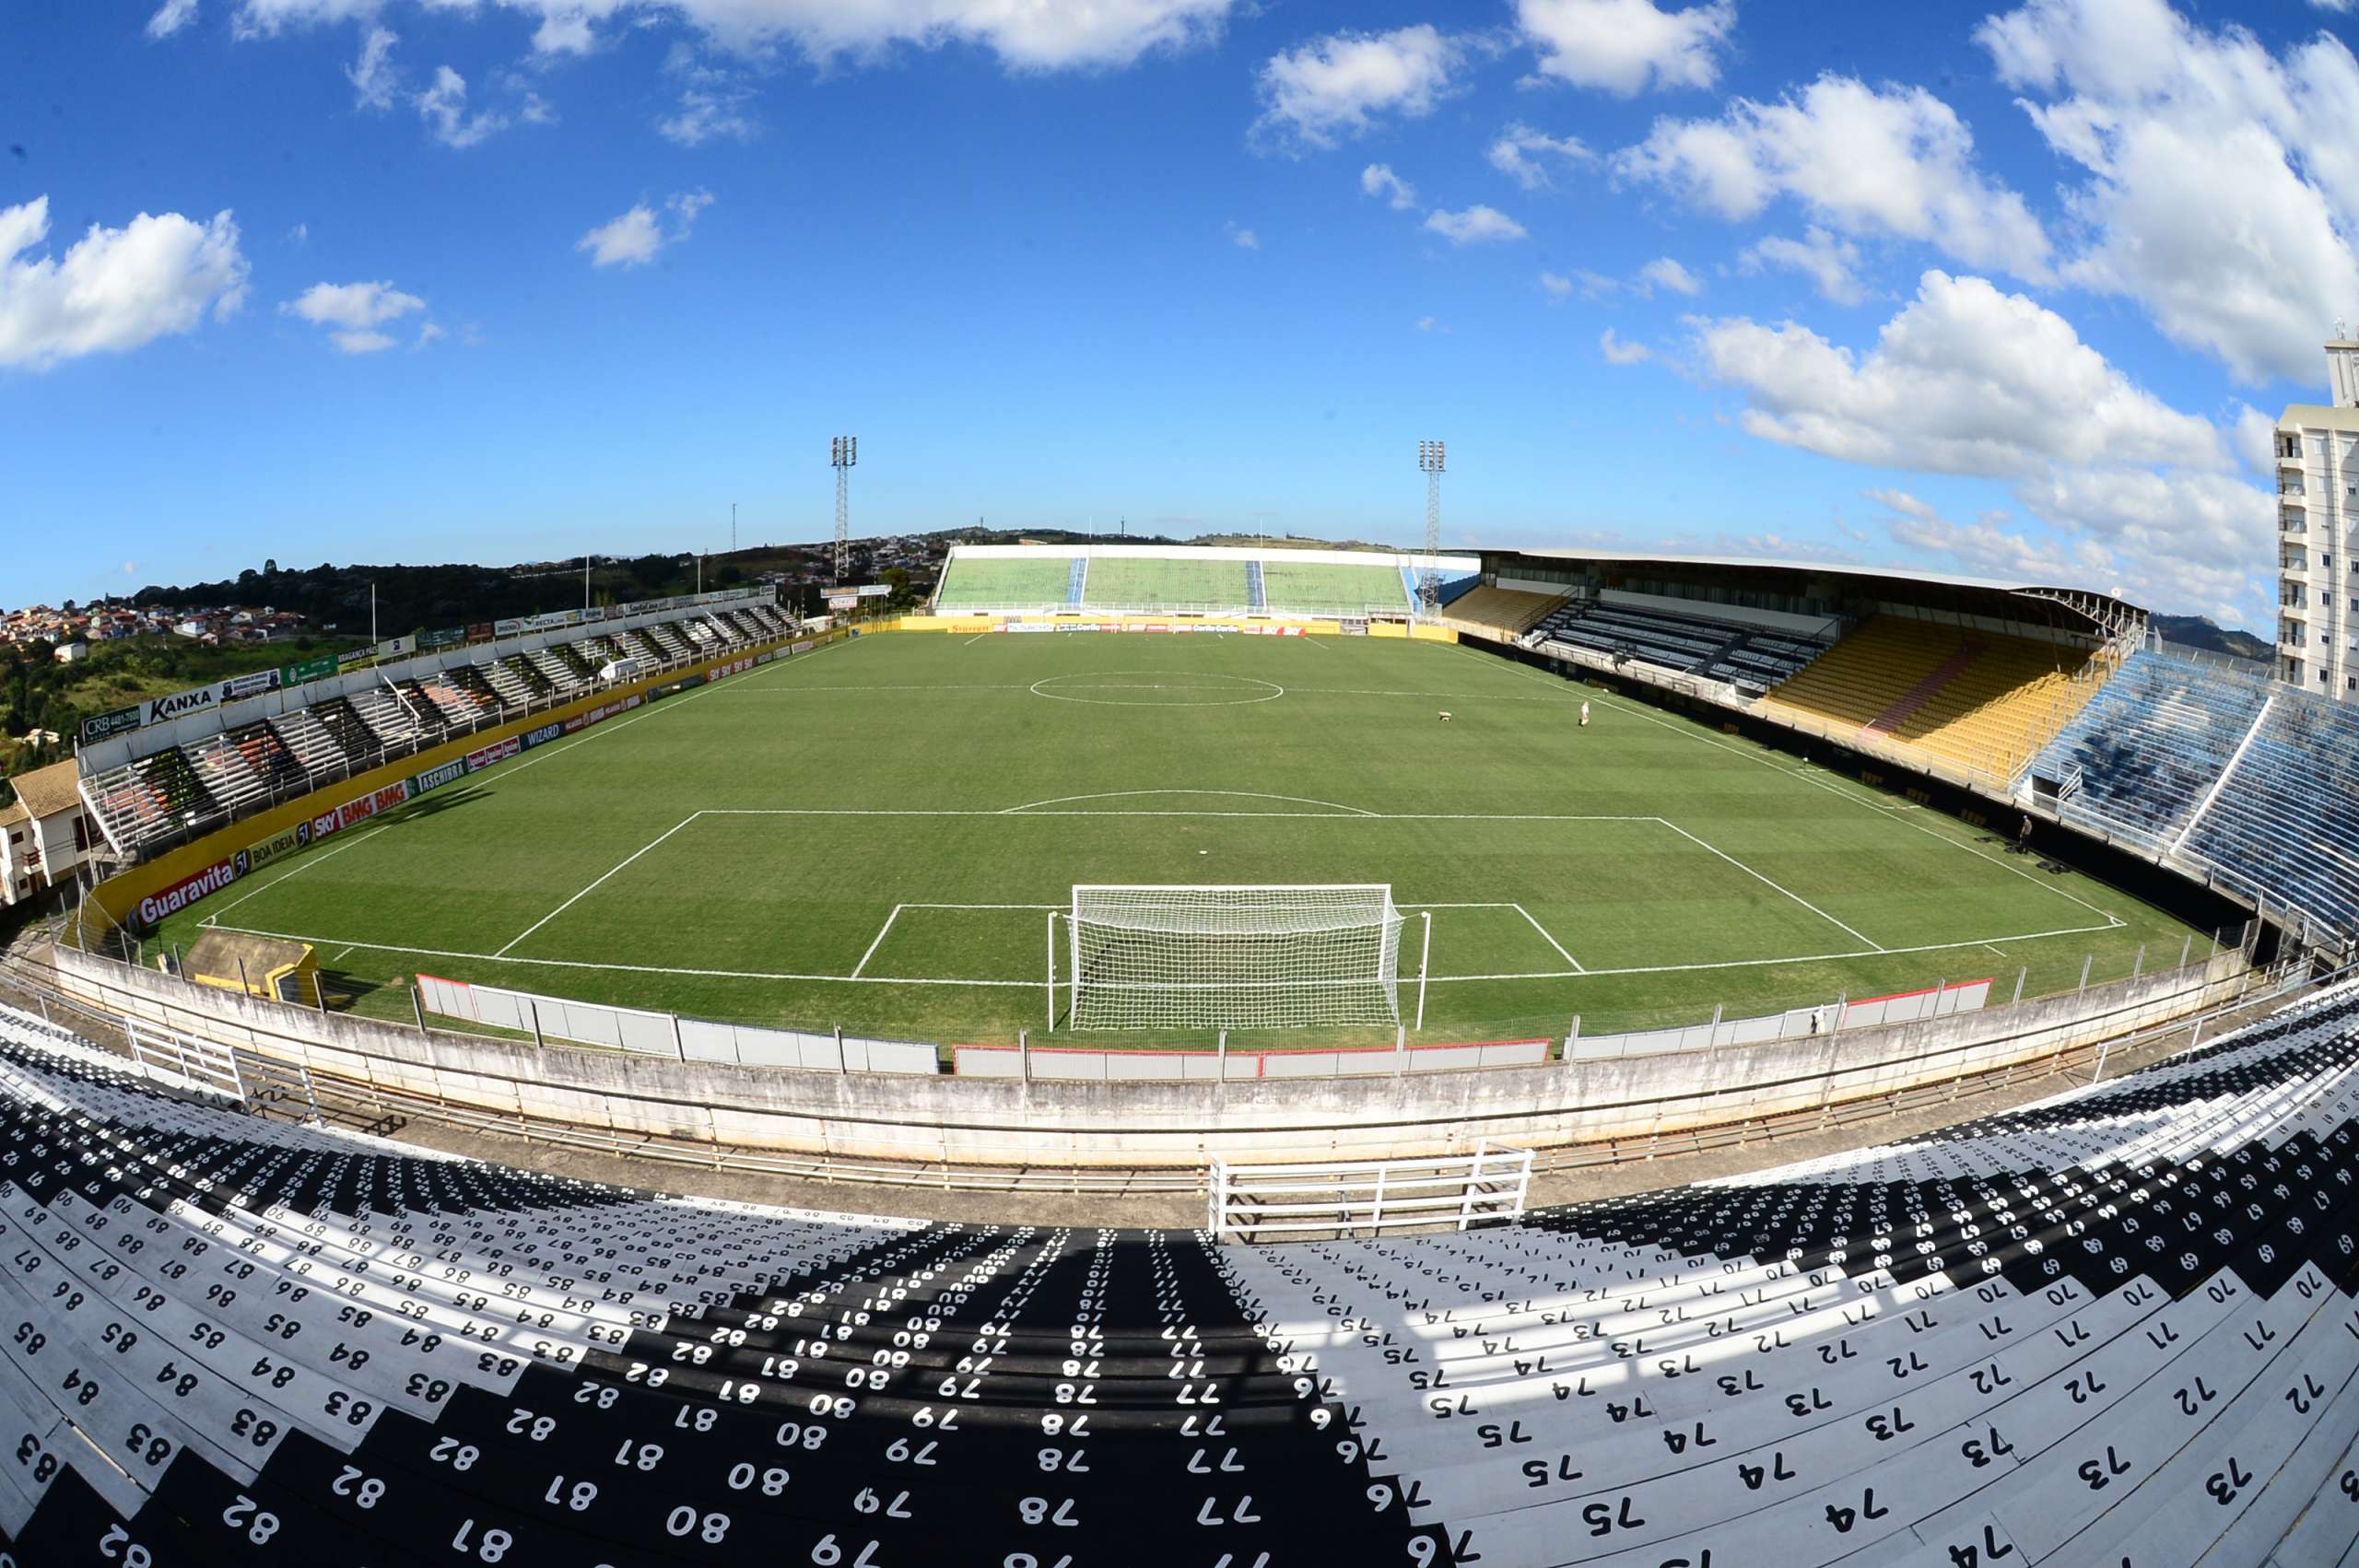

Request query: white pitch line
[
  {"left": 200, "top": 817, "right": 401, "bottom": 924},
  {"left": 201, "top": 914, "right": 2122, "bottom": 991},
  {"left": 494, "top": 813, "right": 702, "bottom": 958},
  {"left": 1654, "top": 819, "right": 1888, "bottom": 953},
  {"left": 705, "top": 807, "right": 1661, "bottom": 821},
  {"left": 1511, "top": 901, "right": 1585, "bottom": 972},
  {"left": 999, "top": 789, "right": 1380, "bottom": 817},
  {"left": 1451, "top": 640, "right": 2130, "bottom": 930},
  {"left": 850, "top": 906, "right": 904, "bottom": 979}
]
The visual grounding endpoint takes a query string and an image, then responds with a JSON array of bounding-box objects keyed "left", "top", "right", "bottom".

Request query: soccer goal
[{"left": 1059, "top": 883, "right": 1413, "bottom": 1031}]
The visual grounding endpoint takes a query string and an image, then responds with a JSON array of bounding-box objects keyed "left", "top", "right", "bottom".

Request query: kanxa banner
[
  {"left": 142, "top": 667, "right": 284, "bottom": 727},
  {"left": 79, "top": 705, "right": 143, "bottom": 744}
]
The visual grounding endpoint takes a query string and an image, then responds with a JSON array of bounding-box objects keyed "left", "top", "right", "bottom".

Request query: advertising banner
[
  {"left": 520, "top": 720, "right": 565, "bottom": 750},
  {"left": 494, "top": 618, "right": 524, "bottom": 638},
  {"left": 337, "top": 647, "right": 377, "bottom": 672},
  {"left": 243, "top": 820, "right": 311, "bottom": 872},
  {"left": 142, "top": 663, "right": 289, "bottom": 728},
  {"left": 374, "top": 634, "right": 416, "bottom": 661},
  {"left": 135, "top": 855, "right": 242, "bottom": 926},
  {"left": 79, "top": 705, "right": 143, "bottom": 745},
  {"left": 827, "top": 596, "right": 857, "bottom": 611},
  {"left": 219, "top": 669, "right": 283, "bottom": 705},
  {"left": 790, "top": 639, "right": 816, "bottom": 654},
  {"left": 466, "top": 735, "right": 521, "bottom": 772},
  {"left": 465, "top": 623, "right": 496, "bottom": 644},
  {"left": 411, "top": 757, "right": 467, "bottom": 796},
  {"left": 417, "top": 626, "right": 466, "bottom": 652},
  {"left": 279, "top": 654, "right": 338, "bottom": 686}
]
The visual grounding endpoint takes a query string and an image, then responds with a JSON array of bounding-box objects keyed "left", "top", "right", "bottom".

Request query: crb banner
[
  {"left": 79, "top": 705, "right": 143, "bottom": 745},
  {"left": 135, "top": 854, "right": 244, "bottom": 927},
  {"left": 279, "top": 654, "right": 338, "bottom": 687}
]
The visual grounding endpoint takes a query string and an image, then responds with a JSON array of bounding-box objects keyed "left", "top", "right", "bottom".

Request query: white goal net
[{"left": 1066, "top": 883, "right": 1404, "bottom": 1031}]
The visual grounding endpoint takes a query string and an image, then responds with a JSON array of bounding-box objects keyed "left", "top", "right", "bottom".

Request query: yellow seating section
[
  {"left": 1438, "top": 586, "right": 1567, "bottom": 638},
  {"left": 1757, "top": 615, "right": 2102, "bottom": 778}
]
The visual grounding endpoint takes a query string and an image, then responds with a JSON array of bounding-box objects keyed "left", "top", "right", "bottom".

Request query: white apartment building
[{"left": 2280, "top": 336, "right": 2359, "bottom": 696}]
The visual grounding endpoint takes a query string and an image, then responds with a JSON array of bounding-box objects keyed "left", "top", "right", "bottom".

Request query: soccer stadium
[
  {"left": 13, "top": 1, "right": 2359, "bottom": 1558},
  {"left": 3, "top": 531, "right": 2359, "bottom": 1567}
]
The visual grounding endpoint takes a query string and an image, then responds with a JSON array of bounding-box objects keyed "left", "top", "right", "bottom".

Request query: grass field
[{"left": 154, "top": 630, "right": 2210, "bottom": 1050}]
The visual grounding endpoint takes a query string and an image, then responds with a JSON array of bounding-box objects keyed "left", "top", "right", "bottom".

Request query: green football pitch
[{"left": 158, "top": 630, "right": 2206, "bottom": 1051}]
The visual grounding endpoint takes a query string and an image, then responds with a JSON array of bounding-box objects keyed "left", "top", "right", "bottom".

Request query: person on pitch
[{"left": 1579, "top": 700, "right": 1590, "bottom": 728}]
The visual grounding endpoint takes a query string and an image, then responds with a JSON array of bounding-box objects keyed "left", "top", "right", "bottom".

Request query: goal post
[{"left": 1066, "top": 883, "right": 1405, "bottom": 1031}]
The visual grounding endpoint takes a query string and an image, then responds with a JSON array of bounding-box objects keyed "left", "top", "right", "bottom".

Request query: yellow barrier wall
[{"left": 92, "top": 631, "right": 833, "bottom": 929}]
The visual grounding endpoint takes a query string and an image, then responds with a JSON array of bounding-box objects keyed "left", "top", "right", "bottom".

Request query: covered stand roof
[{"left": 1477, "top": 547, "right": 2147, "bottom": 640}]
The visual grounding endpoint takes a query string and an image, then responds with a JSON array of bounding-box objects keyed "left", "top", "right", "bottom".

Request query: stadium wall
[
  {"left": 32, "top": 936, "right": 2259, "bottom": 1167},
  {"left": 79, "top": 629, "right": 845, "bottom": 937}
]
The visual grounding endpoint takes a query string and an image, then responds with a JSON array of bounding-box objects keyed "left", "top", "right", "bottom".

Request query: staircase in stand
[{"left": 1862, "top": 639, "right": 1981, "bottom": 738}]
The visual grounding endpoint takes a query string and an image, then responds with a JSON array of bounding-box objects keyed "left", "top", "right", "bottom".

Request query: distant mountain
[{"left": 2151, "top": 614, "right": 2272, "bottom": 665}]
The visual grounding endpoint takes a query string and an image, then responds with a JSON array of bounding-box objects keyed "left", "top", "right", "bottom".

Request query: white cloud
[
  {"left": 1614, "top": 73, "right": 2052, "bottom": 281},
  {"left": 1224, "top": 221, "right": 1260, "bottom": 249},
  {"left": 1253, "top": 25, "right": 1464, "bottom": 151},
  {"left": 228, "top": 0, "right": 1237, "bottom": 70},
  {"left": 1740, "top": 226, "right": 1864, "bottom": 304},
  {"left": 1860, "top": 486, "right": 1937, "bottom": 522},
  {"left": 2232, "top": 404, "right": 2278, "bottom": 475},
  {"left": 283, "top": 278, "right": 425, "bottom": 354},
  {"left": 579, "top": 189, "right": 713, "bottom": 268},
  {"left": 146, "top": 0, "right": 199, "bottom": 39},
  {"left": 286, "top": 222, "right": 309, "bottom": 244},
  {"left": 1514, "top": 0, "right": 1734, "bottom": 95},
  {"left": 415, "top": 65, "right": 511, "bottom": 148},
  {"left": 0, "top": 197, "right": 248, "bottom": 371},
  {"left": 1424, "top": 205, "right": 1527, "bottom": 245},
  {"left": 1638, "top": 256, "right": 1702, "bottom": 295},
  {"left": 1539, "top": 269, "right": 1575, "bottom": 299},
  {"left": 1486, "top": 123, "right": 1594, "bottom": 189},
  {"left": 1976, "top": 0, "right": 2359, "bottom": 383},
  {"left": 1696, "top": 269, "right": 2270, "bottom": 614},
  {"left": 416, "top": 321, "right": 447, "bottom": 348},
  {"left": 1417, "top": 314, "right": 1439, "bottom": 332},
  {"left": 347, "top": 25, "right": 399, "bottom": 111},
  {"left": 1360, "top": 163, "right": 1418, "bottom": 210},
  {"left": 659, "top": 85, "right": 756, "bottom": 145},
  {"left": 1600, "top": 326, "right": 1652, "bottom": 364}
]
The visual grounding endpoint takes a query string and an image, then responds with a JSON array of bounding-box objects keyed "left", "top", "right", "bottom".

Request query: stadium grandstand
[
  {"left": 0, "top": 963, "right": 2353, "bottom": 1564},
  {"left": 932, "top": 541, "right": 1478, "bottom": 618},
  {"left": 17, "top": 544, "right": 2359, "bottom": 1568}
]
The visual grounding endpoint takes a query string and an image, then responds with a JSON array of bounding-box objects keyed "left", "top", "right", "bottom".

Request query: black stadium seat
[{"left": 0, "top": 979, "right": 2356, "bottom": 1565}]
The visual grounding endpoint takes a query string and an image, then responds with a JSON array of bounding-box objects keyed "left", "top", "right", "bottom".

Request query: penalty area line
[{"left": 494, "top": 812, "right": 702, "bottom": 958}]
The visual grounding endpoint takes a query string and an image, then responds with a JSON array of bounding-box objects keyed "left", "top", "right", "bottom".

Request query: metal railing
[{"left": 1209, "top": 1142, "right": 1532, "bottom": 1243}]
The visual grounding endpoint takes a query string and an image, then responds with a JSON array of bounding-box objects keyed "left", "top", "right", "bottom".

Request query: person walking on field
[
  {"left": 1579, "top": 700, "right": 1591, "bottom": 728},
  {"left": 2018, "top": 813, "right": 2034, "bottom": 855}
]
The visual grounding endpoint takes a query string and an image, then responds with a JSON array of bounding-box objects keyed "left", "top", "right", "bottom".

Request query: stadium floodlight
[
  {"left": 830, "top": 436, "right": 858, "bottom": 583},
  {"left": 1416, "top": 440, "right": 1444, "bottom": 615},
  {"left": 1061, "top": 884, "right": 1407, "bottom": 1031}
]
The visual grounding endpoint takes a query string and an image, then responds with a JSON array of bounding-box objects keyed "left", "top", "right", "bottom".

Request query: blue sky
[{"left": 4, "top": 0, "right": 2355, "bottom": 625}]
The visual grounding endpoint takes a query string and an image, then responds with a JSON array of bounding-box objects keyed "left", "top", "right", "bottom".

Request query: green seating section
[
  {"left": 1260, "top": 563, "right": 1411, "bottom": 614},
  {"left": 933, "top": 557, "right": 1077, "bottom": 609},
  {"left": 1082, "top": 557, "right": 1252, "bottom": 611}
]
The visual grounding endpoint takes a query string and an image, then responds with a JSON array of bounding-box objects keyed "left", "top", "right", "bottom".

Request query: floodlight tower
[
  {"left": 1417, "top": 439, "right": 1445, "bottom": 615},
  {"left": 830, "top": 435, "right": 857, "bottom": 583}
]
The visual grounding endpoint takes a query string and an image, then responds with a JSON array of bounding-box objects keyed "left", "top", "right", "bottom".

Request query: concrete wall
[{"left": 41, "top": 940, "right": 2259, "bottom": 1169}]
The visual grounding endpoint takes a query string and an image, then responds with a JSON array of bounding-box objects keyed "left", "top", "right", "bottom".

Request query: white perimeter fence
[{"left": 417, "top": 974, "right": 936, "bottom": 1075}]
